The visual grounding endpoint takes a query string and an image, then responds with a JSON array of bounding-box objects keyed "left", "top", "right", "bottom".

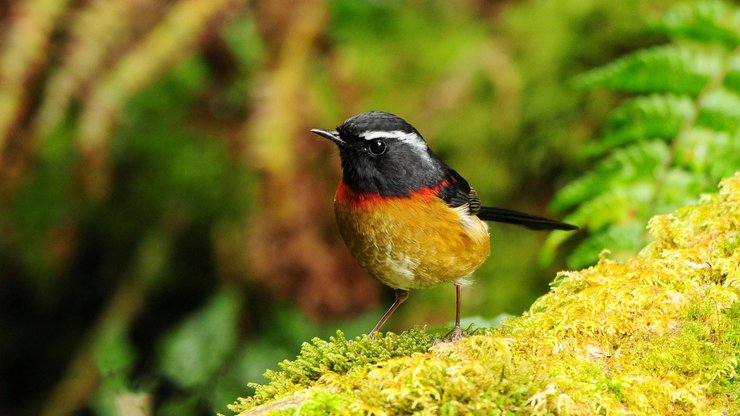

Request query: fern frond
[
  {"left": 566, "top": 222, "right": 645, "bottom": 269},
  {"left": 574, "top": 45, "right": 724, "bottom": 96},
  {"left": 573, "top": 183, "right": 654, "bottom": 230},
  {"left": 724, "top": 55, "right": 740, "bottom": 91},
  {"left": 549, "top": 1, "right": 740, "bottom": 268},
  {"left": 552, "top": 141, "right": 670, "bottom": 211},
  {"left": 697, "top": 88, "right": 740, "bottom": 133},
  {"left": 675, "top": 127, "right": 740, "bottom": 179},
  {"left": 655, "top": 0, "right": 740, "bottom": 47},
  {"left": 581, "top": 95, "right": 693, "bottom": 158},
  {"left": 706, "top": 132, "right": 740, "bottom": 179},
  {"left": 583, "top": 88, "right": 740, "bottom": 158},
  {"left": 651, "top": 167, "right": 709, "bottom": 212},
  {"left": 540, "top": 186, "right": 649, "bottom": 266}
]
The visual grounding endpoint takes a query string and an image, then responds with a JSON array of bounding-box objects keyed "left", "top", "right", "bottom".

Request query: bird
[{"left": 310, "top": 111, "right": 577, "bottom": 340}]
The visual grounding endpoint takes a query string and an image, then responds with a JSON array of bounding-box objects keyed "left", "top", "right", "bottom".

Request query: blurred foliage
[
  {"left": 0, "top": 0, "right": 687, "bottom": 415},
  {"left": 544, "top": 0, "right": 740, "bottom": 269}
]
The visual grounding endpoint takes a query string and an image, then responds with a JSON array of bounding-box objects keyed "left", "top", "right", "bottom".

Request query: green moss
[
  {"left": 231, "top": 174, "right": 740, "bottom": 415},
  {"left": 233, "top": 328, "right": 435, "bottom": 410}
]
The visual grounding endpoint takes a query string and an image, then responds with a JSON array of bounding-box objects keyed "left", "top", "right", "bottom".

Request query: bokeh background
[{"left": 0, "top": 0, "right": 677, "bottom": 414}]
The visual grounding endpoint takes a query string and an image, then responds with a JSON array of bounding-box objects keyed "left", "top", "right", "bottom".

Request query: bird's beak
[{"left": 310, "top": 129, "right": 345, "bottom": 146}]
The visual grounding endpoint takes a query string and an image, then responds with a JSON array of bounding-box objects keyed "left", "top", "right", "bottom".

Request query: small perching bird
[{"left": 311, "top": 111, "right": 577, "bottom": 340}]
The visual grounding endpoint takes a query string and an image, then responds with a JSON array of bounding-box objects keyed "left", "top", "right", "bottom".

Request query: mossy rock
[{"left": 230, "top": 173, "right": 740, "bottom": 415}]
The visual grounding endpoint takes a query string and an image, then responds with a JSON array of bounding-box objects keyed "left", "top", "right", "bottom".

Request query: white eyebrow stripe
[
  {"left": 359, "top": 130, "right": 412, "bottom": 141},
  {"left": 359, "top": 130, "right": 432, "bottom": 164},
  {"left": 359, "top": 130, "right": 427, "bottom": 148}
]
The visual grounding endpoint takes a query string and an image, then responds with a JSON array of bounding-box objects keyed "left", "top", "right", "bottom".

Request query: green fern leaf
[
  {"left": 675, "top": 127, "right": 740, "bottom": 179},
  {"left": 606, "top": 94, "right": 695, "bottom": 131},
  {"left": 540, "top": 185, "right": 651, "bottom": 266},
  {"left": 566, "top": 222, "right": 645, "bottom": 270},
  {"left": 655, "top": 0, "right": 740, "bottom": 47},
  {"left": 724, "top": 56, "right": 740, "bottom": 92},
  {"left": 706, "top": 133, "right": 740, "bottom": 179},
  {"left": 548, "top": 1, "right": 740, "bottom": 269},
  {"left": 574, "top": 45, "right": 724, "bottom": 96},
  {"left": 581, "top": 95, "right": 694, "bottom": 158},
  {"left": 552, "top": 141, "right": 670, "bottom": 211},
  {"left": 697, "top": 88, "right": 740, "bottom": 133},
  {"left": 572, "top": 183, "right": 653, "bottom": 230},
  {"left": 652, "top": 167, "right": 709, "bottom": 212}
]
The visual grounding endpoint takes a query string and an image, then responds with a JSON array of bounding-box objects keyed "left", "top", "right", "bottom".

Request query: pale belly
[{"left": 335, "top": 197, "right": 491, "bottom": 290}]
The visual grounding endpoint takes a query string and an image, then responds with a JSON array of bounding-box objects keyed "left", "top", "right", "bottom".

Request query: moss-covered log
[{"left": 231, "top": 173, "right": 740, "bottom": 415}]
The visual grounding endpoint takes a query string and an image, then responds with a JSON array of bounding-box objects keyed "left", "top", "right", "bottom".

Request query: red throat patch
[{"left": 335, "top": 180, "right": 447, "bottom": 209}]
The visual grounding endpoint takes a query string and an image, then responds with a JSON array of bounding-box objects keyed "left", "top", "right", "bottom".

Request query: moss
[
  {"left": 231, "top": 174, "right": 740, "bottom": 415},
  {"left": 231, "top": 328, "right": 436, "bottom": 411}
]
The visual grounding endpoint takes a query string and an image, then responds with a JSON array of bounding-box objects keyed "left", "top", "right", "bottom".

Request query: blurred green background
[{"left": 0, "top": 0, "right": 677, "bottom": 414}]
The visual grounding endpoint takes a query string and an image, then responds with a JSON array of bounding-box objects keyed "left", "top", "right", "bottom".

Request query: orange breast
[{"left": 334, "top": 182, "right": 490, "bottom": 290}]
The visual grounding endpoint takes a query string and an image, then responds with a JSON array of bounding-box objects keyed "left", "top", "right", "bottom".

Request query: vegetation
[
  {"left": 232, "top": 172, "right": 740, "bottom": 415},
  {"left": 1, "top": 0, "right": 737, "bottom": 415},
  {"left": 543, "top": 0, "right": 740, "bottom": 268}
]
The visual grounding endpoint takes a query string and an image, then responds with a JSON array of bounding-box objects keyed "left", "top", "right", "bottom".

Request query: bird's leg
[
  {"left": 448, "top": 283, "right": 465, "bottom": 341},
  {"left": 369, "top": 289, "right": 409, "bottom": 339}
]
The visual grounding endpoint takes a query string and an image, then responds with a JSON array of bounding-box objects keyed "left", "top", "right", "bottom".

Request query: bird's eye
[{"left": 368, "top": 140, "right": 387, "bottom": 156}]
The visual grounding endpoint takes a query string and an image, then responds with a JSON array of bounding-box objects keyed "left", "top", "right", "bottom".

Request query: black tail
[{"left": 477, "top": 206, "right": 578, "bottom": 231}]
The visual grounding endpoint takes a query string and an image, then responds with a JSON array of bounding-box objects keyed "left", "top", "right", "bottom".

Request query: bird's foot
[
  {"left": 446, "top": 325, "right": 466, "bottom": 342},
  {"left": 433, "top": 326, "right": 466, "bottom": 345}
]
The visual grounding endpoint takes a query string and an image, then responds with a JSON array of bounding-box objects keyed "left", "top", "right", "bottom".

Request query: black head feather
[
  {"left": 317, "top": 111, "right": 446, "bottom": 196},
  {"left": 336, "top": 111, "right": 421, "bottom": 143}
]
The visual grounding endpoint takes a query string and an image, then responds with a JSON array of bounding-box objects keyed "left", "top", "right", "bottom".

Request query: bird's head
[{"left": 311, "top": 111, "right": 445, "bottom": 196}]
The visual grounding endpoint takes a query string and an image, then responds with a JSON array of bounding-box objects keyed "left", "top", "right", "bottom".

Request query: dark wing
[
  {"left": 438, "top": 168, "right": 481, "bottom": 215},
  {"left": 439, "top": 168, "right": 578, "bottom": 231},
  {"left": 477, "top": 206, "right": 578, "bottom": 231}
]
